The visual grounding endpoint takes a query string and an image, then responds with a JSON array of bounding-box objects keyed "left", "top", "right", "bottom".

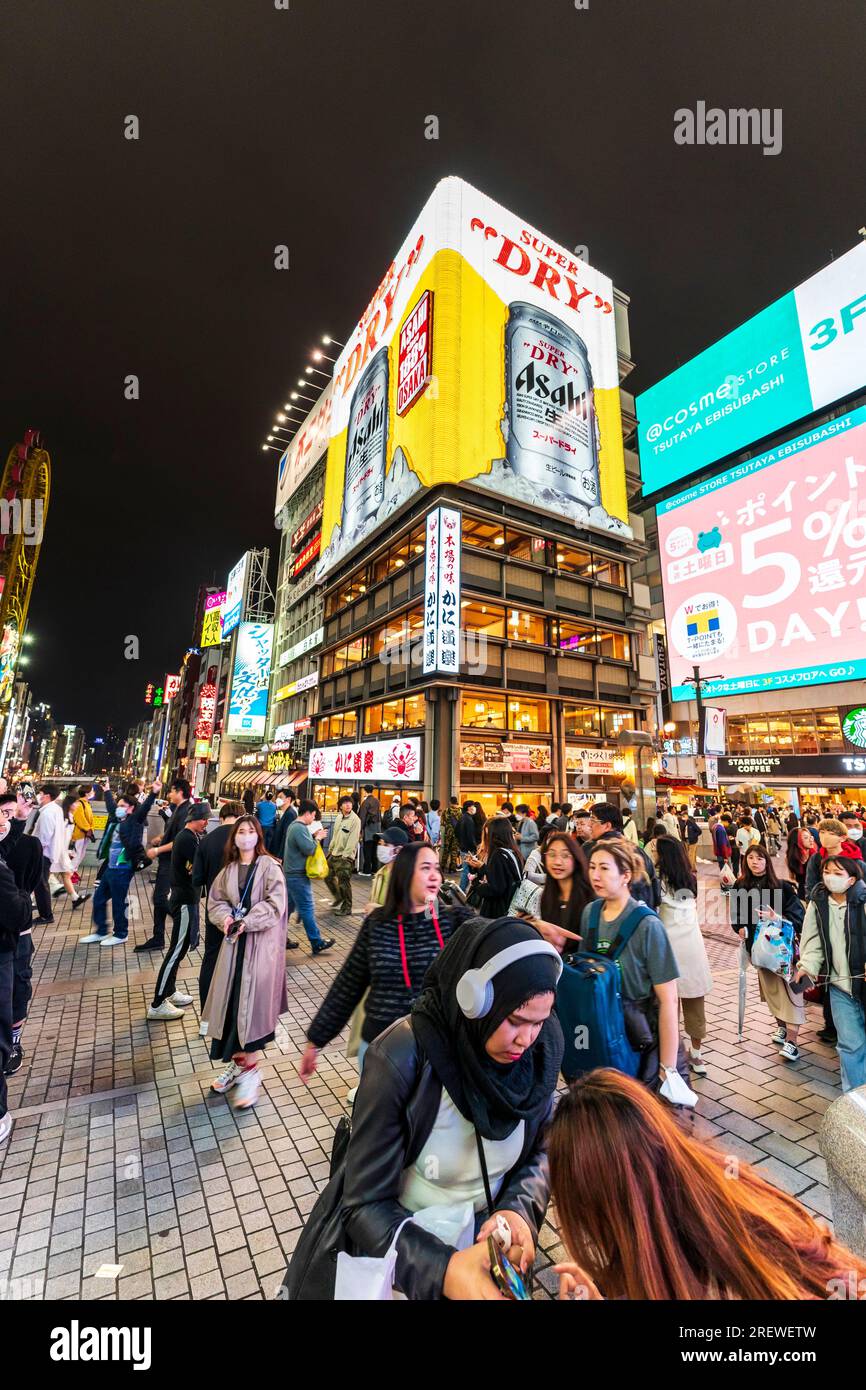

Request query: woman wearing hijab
[{"left": 287, "top": 916, "right": 564, "bottom": 1300}]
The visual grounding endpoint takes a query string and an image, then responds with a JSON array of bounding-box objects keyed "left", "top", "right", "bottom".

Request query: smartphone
[
  {"left": 789, "top": 973, "right": 815, "bottom": 995},
  {"left": 487, "top": 1235, "right": 530, "bottom": 1301}
]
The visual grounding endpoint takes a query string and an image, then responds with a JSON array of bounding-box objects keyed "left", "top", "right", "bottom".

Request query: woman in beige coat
[{"left": 205, "top": 817, "right": 288, "bottom": 1109}]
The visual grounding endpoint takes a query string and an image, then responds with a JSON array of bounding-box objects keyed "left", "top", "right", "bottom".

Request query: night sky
[{"left": 2, "top": 0, "right": 862, "bottom": 737}]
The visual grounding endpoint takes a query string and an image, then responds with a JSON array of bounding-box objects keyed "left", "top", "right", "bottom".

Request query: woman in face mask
[
  {"left": 367, "top": 825, "right": 409, "bottom": 908},
  {"left": 730, "top": 844, "right": 805, "bottom": 1062},
  {"left": 205, "top": 816, "right": 288, "bottom": 1108},
  {"left": 299, "top": 842, "right": 479, "bottom": 1089},
  {"left": 797, "top": 855, "right": 866, "bottom": 1092}
]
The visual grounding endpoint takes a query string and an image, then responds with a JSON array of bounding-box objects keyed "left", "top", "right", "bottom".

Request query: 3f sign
[{"left": 809, "top": 293, "right": 866, "bottom": 350}]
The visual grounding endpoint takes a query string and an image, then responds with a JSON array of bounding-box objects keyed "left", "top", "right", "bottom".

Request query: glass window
[
  {"left": 595, "top": 629, "right": 631, "bottom": 661},
  {"left": 791, "top": 713, "right": 819, "bottom": 755},
  {"left": 365, "top": 698, "right": 421, "bottom": 735},
  {"left": 747, "top": 718, "right": 771, "bottom": 751},
  {"left": 816, "top": 710, "right": 844, "bottom": 752},
  {"left": 462, "top": 695, "right": 506, "bottom": 730},
  {"left": 507, "top": 698, "right": 550, "bottom": 734},
  {"left": 563, "top": 705, "right": 601, "bottom": 738},
  {"left": 727, "top": 718, "right": 750, "bottom": 754},
  {"left": 599, "top": 707, "right": 636, "bottom": 739},
  {"left": 462, "top": 516, "right": 506, "bottom": 550},
  {"left": 320, "top": 650, "right": 335, "bottom": 678},
  {"left": 317, "top": 717, "right": 331, "bottom": 741},
  {"left": 403, "top": 693, "right": 426, "bottom": 729},
  {"left": 768, "top": 716, "right": 793, "bottom": 750},
  {"left": 330, "top": 711, "right": 357, "bottom": 740},
  {"left": 591, "top": 556, "right": 626, "bottom": 588},
  {"left": 374, "top": 608, "right": 422, "bottom": 661},
  {"left": 506, "top": 608, "right": 546, "bottom": 645},
  {"left": 553, "top": 619, "right": 595, "bottom": 653},
  {"left": 459, "top": 600, "right": 505, "bottom": 638},
  {"left": 553, "top": 544, "right": 592, "bottom": 577},
  {"left": 506, "top": 530, "right": 547, "bottom": 566},
  {"left": 333, "top": 636, "right": 368, "bottom": 672}
]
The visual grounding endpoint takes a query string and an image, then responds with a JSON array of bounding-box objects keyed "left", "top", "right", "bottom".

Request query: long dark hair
[
  {"left": 380, "top": 841, "right": 441, "bottom": 918},
  {"left": 738, "top": 841, "right": 779, "bottom": 890},
  {"left": 786, "top": 827, "right": 806, "bottom": 881},
  {"left": 486, "top": 815, "right": 522, "bottom": 863},
  {"left": 539, "top": 832, "right": 594, "bottom": 932},
  {"left": 223, "top": 815, "right": 271, "bottom": 866},
  {"left": 536, "top": 805, "right": 548, "bottom": 831},
  {"left": 654, "top": 834, "right": 697, "bottom": 896}
]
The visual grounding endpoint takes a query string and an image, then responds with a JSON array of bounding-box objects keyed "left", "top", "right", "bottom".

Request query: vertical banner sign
[
  {"left": 705, "top": 754, "right": 719, "bottom": 790},
  {"left": 164, "top": 674, "right": 182, "bottom": 702},
  {"left": 423, "top": 506, "right": 461, "bottom": 674},
  {"left": 704, "top": 706, "right": 727, "bottom": 756}
]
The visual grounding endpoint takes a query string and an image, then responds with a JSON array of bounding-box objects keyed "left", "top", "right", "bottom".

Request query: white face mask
[
  {"left": 235, "top": 834, "right": 258, "bottom": 851},
  {"left": 276, "top": 799, "right": 285, "bottom": 809},
  {"left": 116, "top": 806, "right": 129, "bottom": 820},
  {"left": 824, "top": 873, "right": 850, "bottom": 894},
  {"left": 377, "top": 844, "right": 397, "bottom": 865},
  {"left": 845, "top": 824, "right": 863, "bottom": 840}
]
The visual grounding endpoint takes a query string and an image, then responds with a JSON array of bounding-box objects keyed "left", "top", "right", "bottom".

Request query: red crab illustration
[{"left": 388, "top": 742, "right": 418, "bottom": 779}]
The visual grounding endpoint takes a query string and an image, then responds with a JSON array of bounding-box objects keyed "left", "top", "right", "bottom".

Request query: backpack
[{"left": 556, "top": 899, "right": 653, "bottom": 1082}]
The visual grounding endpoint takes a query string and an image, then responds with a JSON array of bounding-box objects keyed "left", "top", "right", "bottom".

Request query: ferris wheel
[{"left": 0, "top": 428, "right": 51, "bottom": 703}]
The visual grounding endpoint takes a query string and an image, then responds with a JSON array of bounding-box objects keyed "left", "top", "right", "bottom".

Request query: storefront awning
[
  {"left": 250, "top": 770, "right": 271, "bottom": 786},
  {"left": 287, "top": 770, "right": 307, "bottom": 788}
]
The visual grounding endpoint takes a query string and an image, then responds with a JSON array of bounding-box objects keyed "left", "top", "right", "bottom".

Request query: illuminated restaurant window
[
  {"left": 816, "top": 710, "right": 844, "bottom": 752},
  {"left": 373, "top": 607, "right": 423, "bottom": 661},
  {"left": 332, "top": 635, "right": 368, "bottom": 672},
  {"left": 364, "top": 695, "right": 426, "bottom": 735},
  {"left": 371, "top": 527, "right": 425, "bottom": 583},
  {"left": 599, "top": 707, "right": 636, "bottom": 738},
  {"left": 553, "top": 619, "right": 596, "bottom": 653},
  {"left": 462, "top": 516, "right": 505, "bottom": 550},
  {"left": 747, "top": 717, "right": 771, "bottom": 749},
  {"left": 506, "top": 530, "right": 547, "bottom": 566},
  {"left": 315, "top": 711, "right": 357, "bottom": 742},
  {"left": 507, "top": 698, "right": 549, "bottom": 734},
  {"left": 506, "top": 608, "right": 546, "bottom": 645},
  {"left": 461, "top": 695, "right": 506, "bottom": 730},
  {"left": 726, "top": 718, "right": 750, "bottom": 754},
  {"left": 592, "top": 556, "right": 626, "bottom": 588},
  {"left": 595, "top": 629, "right": 631, "bottom": 661},
  {"left": 563, "top": 705, "right": 602, "bottom": 738},
  {"left": 791, "top": 713, "right": 819, "bottom": 755},
  {"left": 769, "top": 716, "right": 794, "bottom": 750},
  {"left": 459, "top": 600, "right": 505, "bottom": 639},
  {"left": 553, "top": 544, "right": 593, "bottom": 578}
]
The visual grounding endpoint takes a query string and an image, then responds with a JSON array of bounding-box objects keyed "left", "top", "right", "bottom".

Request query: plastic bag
[
  {"left": 335, "top": 1203, "right": 474, "bottom": 1301},
  {"left": 750, "top": 916, "right": 795, "bottom": 979},
  {"left": 306, "top": 844, "right": 329, "bottom": 879}
]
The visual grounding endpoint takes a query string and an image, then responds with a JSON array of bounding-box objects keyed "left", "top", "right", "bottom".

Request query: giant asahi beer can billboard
[{"left": 316, "top": 177, "right": 631, "bottom": 581}]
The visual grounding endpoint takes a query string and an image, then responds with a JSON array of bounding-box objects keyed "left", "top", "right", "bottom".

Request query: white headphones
[{"left": 456, "top": 941, "right": 563, "bottom": 1020}]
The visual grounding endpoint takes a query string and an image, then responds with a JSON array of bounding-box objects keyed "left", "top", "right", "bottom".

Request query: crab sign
[{"left": 388, "top": 742, "right": 418, "bottom": 779}]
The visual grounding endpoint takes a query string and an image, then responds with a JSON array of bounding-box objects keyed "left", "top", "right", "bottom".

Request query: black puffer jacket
[
  {"left": 307, "top": 904, "right": 475, "bottom": 1047},
  {"left": 286, "top": 1017, "right": 554, "bottom": 1300},
  {"left": 729, "top": 876, "right": 804, "bottom": 953}
]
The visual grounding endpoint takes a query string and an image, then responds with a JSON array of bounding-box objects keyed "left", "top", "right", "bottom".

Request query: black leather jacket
[{"left": 294, "top": 1016, "right": 555, "bottom": 1300}]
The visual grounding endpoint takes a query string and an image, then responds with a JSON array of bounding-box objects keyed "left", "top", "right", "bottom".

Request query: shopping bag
[
  {"left": 750, "top": 917, "right": 795, "bottom": 979},
  {"left": 334, "top": 1203, "right": 474, "bottom": 1301},
  {"left": 306, "top": 844, "right": 329, "bottom": 879}
]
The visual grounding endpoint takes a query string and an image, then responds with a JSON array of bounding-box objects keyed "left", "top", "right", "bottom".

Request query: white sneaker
[
  {"left": 211, "top": 1060, "right": 242, "bottom": 1094},
  {"left": 147, "top": 1000, "right": 185, "bottom": 1021},
  {"left": 771, "top": 1025, "right": 787, "bottom": 1045},
  {"left": 0, "top": 1111, "right": 12, "bottom": 1146},
  {"left": 779, "top": 1040, "right": 801, "bottom": 1063},
  {"left": 79, "top": 933, "right": 104, "bottom": 944},
  {"left": 171, "top": 992, "right": 193, "bottom": 1007},
  {"left": 688, "top": 1047, "right": 708, "bottom": 1077},
  {"left": 100, "top": 935, "right": 125, "bottom": 947},
  {"left": 198, "top": 1020, "right": 209, "bottom": 1037},
  {"left": 232, "top": 1067, "right": 261, "bottom": 1109},
  {"left": 346, "top": 1085, "right": 358, "bottom": 1105}
]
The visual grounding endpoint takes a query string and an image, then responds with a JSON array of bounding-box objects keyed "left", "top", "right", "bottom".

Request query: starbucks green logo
[{"left": 843, "top": 708, "right": 866, "bottom": 749}]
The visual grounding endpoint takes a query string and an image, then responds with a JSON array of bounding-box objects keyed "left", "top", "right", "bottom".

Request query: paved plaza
[{"left": 0, "top": 857, "right": 841, "bottom": 1300}]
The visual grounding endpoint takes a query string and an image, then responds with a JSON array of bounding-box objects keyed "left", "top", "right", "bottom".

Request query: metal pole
[{"left": 693, "top": 664, "right": 705, "bottom": 756}]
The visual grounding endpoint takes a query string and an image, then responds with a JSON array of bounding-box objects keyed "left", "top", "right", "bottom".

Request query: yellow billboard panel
[{"left": 317, "top": 177, "right": 630, "bottom": 581}]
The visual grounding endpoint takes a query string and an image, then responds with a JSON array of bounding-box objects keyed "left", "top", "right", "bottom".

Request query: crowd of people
[{"left": 2, "top": 774, "right": 865, "bottom": 1303}]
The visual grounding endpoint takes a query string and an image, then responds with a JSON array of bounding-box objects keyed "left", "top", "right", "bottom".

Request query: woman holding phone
[{"left": 205, "top": 816, "right": 288, "bottom": 1109}]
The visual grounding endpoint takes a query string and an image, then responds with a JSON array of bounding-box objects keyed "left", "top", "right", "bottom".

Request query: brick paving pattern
[{"left": 0, "top": 854, "right": 840, "bottom": 1299}]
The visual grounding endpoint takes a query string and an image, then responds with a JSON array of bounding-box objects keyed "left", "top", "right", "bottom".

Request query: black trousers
[
  {"left": 361, "top": 837, "right": 377, "bottom": 875},
  {"left": 151, "top": 858, "right": 173, "bottom": 945},
  {"left": 0, "top": 949, "right": 13, "bottom": 1120},
  {"left": 12, "top": 932, "right": 34, "bottom": 1026},
  {"left": 152, "top": 899, "right": 196, "bottom": 1007},
  {"left": 34, "top": 856, "right": 53, "bottom": 920},
  {"left": 199, "top": 917, "right": 223, "bottom": 1009}
]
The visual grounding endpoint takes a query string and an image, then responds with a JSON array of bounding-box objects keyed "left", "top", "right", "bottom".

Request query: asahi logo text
[
  {"left": 675, "top": 101, "right": 783, "bottom": 157},
  {"left": 0, "top": 498, "right": 43, "bottom": 545}
]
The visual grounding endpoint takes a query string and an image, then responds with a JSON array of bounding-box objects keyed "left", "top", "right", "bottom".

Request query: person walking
[
  {"left": 299, "top": 842, "right": 474, "bottom": 1084},
  {"left": 79, "top": 781, "right": 160, "bottom": 948},
  {"left": 205, "top": 817, "right": 289, "bottom": 1108},
  {"left": 255, "top": 789, "right": 278, "bottom": 849},
  {"left": 282, "top": 800, "right": 335, "bottom": 956},
  {"left": 147, "top": 802, "right": 211, "bottom": 1020},
  {"left": 797, "top": 854, "right": 866, "bottom": 1091},
  {"left": 786, "top": 825, "right": 813, "bottom": 900},
  {"left": 678, "top": 807, "right": 701, "bottom": 870},
  {"left": 457, "top": 800, "right": 479, "bottom": 893},
  {"left": 805, "top": 818, "right": 864, "bottom": 896},
  {"left": 324, "top": 795, "right": 361, "bottom": 916},
  {"left": 711, "top": 813, "right": 732, "bottom": 871},
  {"left": 514, "top": 832, "right": 594, "bottom": 953},
  {"left": 192, "top": 799, "right": 247, "bottom": 1030},
  {"left": 588, "top": 803, "right": 659, "bottom": 909},
  {"left": 730, "top": 843, "right": 805, "bottom": 1062},
  {"left": 514, "top": 805, "right": 538, "bottom": 862},
  {"left": 425, "top": 799, "right": 442, "bottom": 849},
  {"left": 654, "top": 834, "right": 714, "bottom": 1077},
  {"left": 137, "top": 778, "right": 192, "bottom": 954},
  {"left": 439, "top": 796, "right": 462, "bottom": 874},
  {"left": 272, "top": 791, "right": 298, "bottom": 863},
  {"left": 469, "top": 817, "right": 522, "bottom": 918},
  {"left": 367, "top": 825, "right": 410, "bottom": 908},
  {"left": 0, "top": 853, "right": 32, "bottom": 1146},
  {"left": 546, "top": 1068, "right": 866, "bottom": 1300},
  {"left": 357, "top": 785, "right": 381, "bottom": 876},
  {"left": 0, "top": 796, "right": 42, "bottom": 1081},
  {"left": 69, "top": 783, "right": 96, "bottom": 881},
  {"left": 30, "top": 786, "right": 90, "bottom": 917},
  {"left": 287, "top": 916, "right": 563, "bottom": 1300}
]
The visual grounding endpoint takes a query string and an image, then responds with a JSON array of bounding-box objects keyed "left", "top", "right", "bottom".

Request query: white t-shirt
[{"left": 400, "top": 1090, "right": 524, "bottom": 1216}]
